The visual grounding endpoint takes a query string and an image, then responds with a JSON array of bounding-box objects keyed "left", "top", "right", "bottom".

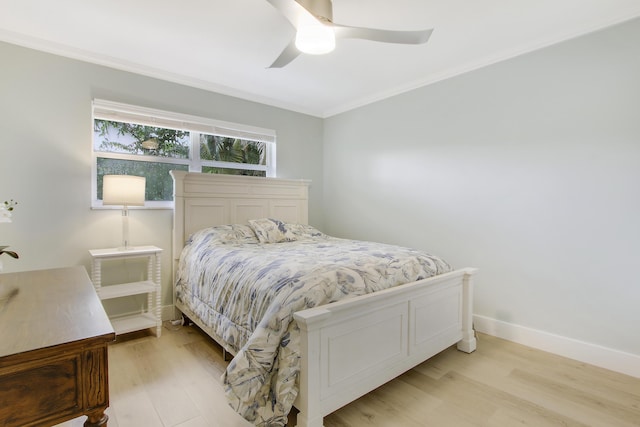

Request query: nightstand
[{"left": 89, "top": 245, "right": 163, "bottom": 337}]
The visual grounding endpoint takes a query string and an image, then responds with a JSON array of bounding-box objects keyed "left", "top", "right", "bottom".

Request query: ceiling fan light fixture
[{"left": 295, "top": 20, "right": 335, "bottom": 55}]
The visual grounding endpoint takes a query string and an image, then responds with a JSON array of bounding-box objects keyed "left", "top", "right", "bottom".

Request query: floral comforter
[{"left": 175, "top": 219, "right": 452, "bottom": 426}]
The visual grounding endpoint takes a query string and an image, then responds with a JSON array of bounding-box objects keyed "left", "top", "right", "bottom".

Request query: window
[{"left": 92, "top": 100, "right": 276, "bottom": 208}]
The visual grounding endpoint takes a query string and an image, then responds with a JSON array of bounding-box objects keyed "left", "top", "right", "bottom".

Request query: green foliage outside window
[
  {"left": 94, "top": 120, "right": 268, "bottom": 202},
  {"left": 94, "top": 119, "right": 190, "bottom": 158},
  {"left": 200, "top": 134, "right": 266, "bottom": 176},
  {"left": 96, "top": 158, "right": 188, "bottom": 201}
]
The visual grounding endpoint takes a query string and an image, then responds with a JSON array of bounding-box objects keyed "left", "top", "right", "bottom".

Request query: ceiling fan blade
[
  {"left": 334, "top": 25, "right": 433, "bottom": 45},
  {"left": 268, "top": 38, "right": 301, "bottom": 68},
  {"left": 265, "top": 0, "right": 303, "bottom": 27}
]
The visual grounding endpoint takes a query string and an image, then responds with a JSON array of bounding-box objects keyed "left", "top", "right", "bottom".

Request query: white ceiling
[{"left": 1, "top": 0, "right": 639, "bottom": 117}]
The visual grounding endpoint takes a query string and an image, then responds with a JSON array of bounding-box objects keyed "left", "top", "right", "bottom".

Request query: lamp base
[
  {"left": 120, "top": 206, "right": 133, "bottom": 251},
  {"left": 116, "top": 246, "right": 137, "bottom": 252}
]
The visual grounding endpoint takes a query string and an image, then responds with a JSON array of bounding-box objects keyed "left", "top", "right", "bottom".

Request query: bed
[{"left": 170, "top": 171, "right": 477, "bottom": 427}]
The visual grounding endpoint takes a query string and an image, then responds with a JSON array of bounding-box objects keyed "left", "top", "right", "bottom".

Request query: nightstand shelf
[
  {"left": 89, "top": 245, "right": 163, "bottom": 337},
  {"left": 109, "top": 313, "right": 158, "bottom": 335},
  {"left": 97, "top": 281, "right": 158, "bottom": 300}
]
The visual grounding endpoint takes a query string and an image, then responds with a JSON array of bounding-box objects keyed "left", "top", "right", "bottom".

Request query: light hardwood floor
[{"left": 57, "top": 323, "right": 640, "bottom": 427}]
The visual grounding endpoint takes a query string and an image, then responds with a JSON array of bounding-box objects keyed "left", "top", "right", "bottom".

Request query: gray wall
[
  {"left": 0, "top": 41, "right": 324, "bottom": 312},
  {"left": 2, "top": 17, "right": 639, "bottom": 362},
  {"left": 324, "top": 18, "right": 640, "bottom": 356}
]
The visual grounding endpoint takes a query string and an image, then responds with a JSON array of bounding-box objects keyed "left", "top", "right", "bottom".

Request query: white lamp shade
[{"left": 102, "top": 175, "right": 146, "bottom": 206}]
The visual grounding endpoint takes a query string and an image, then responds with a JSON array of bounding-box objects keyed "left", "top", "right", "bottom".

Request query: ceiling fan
[{"left": 266, "top": 0, "right": 433, "bottom": 68}]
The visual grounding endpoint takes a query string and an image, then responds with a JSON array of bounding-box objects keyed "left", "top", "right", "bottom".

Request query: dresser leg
[{"left": 84, "top": 411, "right": 108, "bottom": 427}]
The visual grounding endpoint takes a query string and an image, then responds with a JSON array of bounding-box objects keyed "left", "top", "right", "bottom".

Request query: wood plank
[
  {"left": 126, "top": 337, "right": 200, "bottom": 426},
  {"left": 106, "top": 338, "right": 164, "bottom": 426},
  {"left": 54, "top": 326, "right": 640, "bottom": 427}
]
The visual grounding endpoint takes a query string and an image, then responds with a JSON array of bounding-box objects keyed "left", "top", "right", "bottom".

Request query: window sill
[{"left": 91, "top": 201, "right": 173, "bottom": 210}]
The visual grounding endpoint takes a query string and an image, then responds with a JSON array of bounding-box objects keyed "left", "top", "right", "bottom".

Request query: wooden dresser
[{"left": 0, "top": 266, "right": 115, "bottom": 427}]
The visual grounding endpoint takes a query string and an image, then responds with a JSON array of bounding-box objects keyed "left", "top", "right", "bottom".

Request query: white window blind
[{"left": 93, "top": 99, "right": 276, "bottom": 144}]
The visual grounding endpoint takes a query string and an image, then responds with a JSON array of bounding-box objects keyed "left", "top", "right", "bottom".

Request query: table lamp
[{"left": 102, "top": 175, "right": 146, "bottom": 250}]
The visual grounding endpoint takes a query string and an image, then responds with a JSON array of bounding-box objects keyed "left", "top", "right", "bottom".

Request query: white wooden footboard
[{"left": 292, "top": 268, "right": 476, "bottom": 427}]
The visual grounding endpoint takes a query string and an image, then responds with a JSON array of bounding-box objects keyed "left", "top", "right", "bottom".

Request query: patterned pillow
[
  {"left": 248, "top": 218, "right": 287, "bottom": 243},
  {"left": 282, "top": 223, "right": 326, "bottom": 241},
  {"left": 228, "top": 224, "right": 260, "bottom": 243},
  {"left": 189, "top": 224, "right": 258, "bottom": 245}
]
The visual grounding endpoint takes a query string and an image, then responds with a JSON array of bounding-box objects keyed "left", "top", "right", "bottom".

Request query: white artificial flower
[
  {"left": 0, "top": 207, "right": 11, "bottom": 223},
  {"left": 1, "top": 200, "right": 17, "bottom": 223}
]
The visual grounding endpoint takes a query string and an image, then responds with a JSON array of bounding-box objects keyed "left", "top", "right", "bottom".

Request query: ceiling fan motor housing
[{"left": 296, "top": 0, "right": 333, "bottom": 21}]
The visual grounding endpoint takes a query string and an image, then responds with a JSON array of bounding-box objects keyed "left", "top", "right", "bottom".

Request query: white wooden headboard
[{"left": 170, "top": 170, "right": 310, "bottom": 269}]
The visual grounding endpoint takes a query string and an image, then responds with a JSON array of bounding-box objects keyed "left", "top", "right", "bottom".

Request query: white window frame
[{"left": 91, "top": 99, "right": 276, "bottom": 209}]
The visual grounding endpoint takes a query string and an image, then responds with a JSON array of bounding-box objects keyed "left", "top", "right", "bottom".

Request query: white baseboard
[
  {"left": 473, "top": 314, "right": 640, "bottom": 379},
  {"left": 161, "top": 304, "right": 179, "bottom": 322}
]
